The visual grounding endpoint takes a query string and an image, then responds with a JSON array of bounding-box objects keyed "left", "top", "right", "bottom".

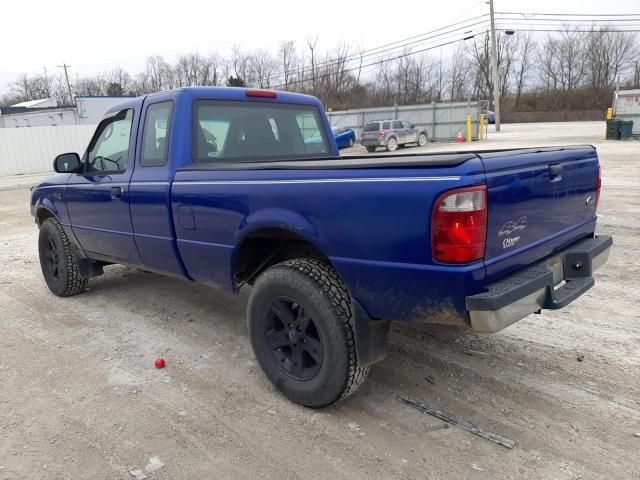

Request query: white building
[{"left": 0, "top": 96, "right": 132, "bottom": 128}]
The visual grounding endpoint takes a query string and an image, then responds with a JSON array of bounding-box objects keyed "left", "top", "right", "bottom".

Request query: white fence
[{"left": 0, "top": 125, "right": 94, "bottom": 176}]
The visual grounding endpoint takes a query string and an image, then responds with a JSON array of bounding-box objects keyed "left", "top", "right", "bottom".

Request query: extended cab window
[
  {"left": 86, "top": 109, "right": 133, "bottom": 174},
  {"left": 193, "top": 101, "right": 330, "bottom": 162},
  {"left": 141, "top": 102, "right": 173, "bottom": 167}
]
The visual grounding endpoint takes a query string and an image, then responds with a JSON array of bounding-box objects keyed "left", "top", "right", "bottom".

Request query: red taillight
[
  {"left": 432, "top": 185, "right": 487, "bottom": 264},
  {"left": 246, "top": 89, "right": 277, "bottom": 98},
  {"left": 595, "top": 163, "right": 601, "bottom": 212},
  {"left": 378, "top": 131, "right": 385, "bottom": 137}
]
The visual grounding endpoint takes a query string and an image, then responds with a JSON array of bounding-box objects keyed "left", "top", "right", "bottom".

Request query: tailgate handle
[{"left": 548, "top": 163, "right": 563, "bottom": 178}]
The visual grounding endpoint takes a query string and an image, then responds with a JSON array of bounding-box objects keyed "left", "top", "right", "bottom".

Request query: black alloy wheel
[{"left": 264, "top": 297, "right": 324, "bottom": 380}]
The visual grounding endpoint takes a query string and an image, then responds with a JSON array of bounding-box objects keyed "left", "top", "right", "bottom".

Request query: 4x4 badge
[{"left": 498, "top": 216, "right": 528, "bottom": 237}]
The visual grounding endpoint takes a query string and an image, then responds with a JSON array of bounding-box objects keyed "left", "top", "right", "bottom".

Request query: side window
[
  {"left": 402, "top": 120, "right": 412, "bottom": 129},
  {"left": 141, "top": 102, "right": 174, "bottom": 167},
  {"left": 382, "top": 121, "right": 391, "bottom": 130},
  {"left": 86, "top": 109, "right": 133, "bottom": 174},
  {"left": 392, "top": 120, "right": 402, "bottom": 129}
]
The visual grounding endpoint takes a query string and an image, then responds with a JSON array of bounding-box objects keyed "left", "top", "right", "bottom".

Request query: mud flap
[{"left": 352, "top": 299, "right": 390, "bottom": 366}]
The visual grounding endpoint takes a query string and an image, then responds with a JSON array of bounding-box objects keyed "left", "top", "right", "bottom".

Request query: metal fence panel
[
  {"left": 327, "top": 101, "right": 482, "bottom": 141},
  {"left": 0, "top": 125, "right": 95, "bottom": 176}
]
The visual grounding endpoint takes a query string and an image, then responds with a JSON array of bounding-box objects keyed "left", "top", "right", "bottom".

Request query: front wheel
[
  {"left": 386, "top": 137, "right": 398, "bottom": 152},
  {"left": 418, "top": 133, "right": 428, "bottom": 146},
  {"left": 248, "top": 259, "right": 369, "bottom": 407},
  {"left": 38, "top": 218, "right": 87, "bottom": 296}
]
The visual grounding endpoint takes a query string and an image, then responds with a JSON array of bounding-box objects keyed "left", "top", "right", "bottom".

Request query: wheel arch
[
  {"left": 35, "top": 203, "right": 58, "bottom": 226},
  {"left": 232, "top": 221, "right": 334, "bottom": 290}
]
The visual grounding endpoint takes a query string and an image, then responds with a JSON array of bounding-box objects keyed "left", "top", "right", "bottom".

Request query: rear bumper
[{"left": 466, "top": 235, "right": 612, "bottom": 333}]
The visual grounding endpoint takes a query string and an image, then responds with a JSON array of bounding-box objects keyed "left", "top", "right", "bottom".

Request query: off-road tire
[
  {"left": 365, "top": 146, "right": 377, "bottom": 153},
  {"left": 248, "top": 259, "right": 369, "bottom": 407},
  {"left": 38, "top": 218, "right": 87, "bottom": 297}
]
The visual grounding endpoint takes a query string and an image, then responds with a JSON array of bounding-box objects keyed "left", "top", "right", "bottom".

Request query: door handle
[
  {"left": 548, "top": 163, "right": 563, "bottom": 179},
  {"left": 111, "top": 186, "right": 123, "bottom": 199}
]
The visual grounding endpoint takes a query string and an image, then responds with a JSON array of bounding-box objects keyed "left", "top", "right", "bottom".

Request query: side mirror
[{"left": 53, "top": 152, "right": 82, "bottom": 173}]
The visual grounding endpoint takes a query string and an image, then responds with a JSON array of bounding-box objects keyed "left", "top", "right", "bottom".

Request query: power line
[
  {"left": 267, "top": 16, "right": 490, "bottom": 83},
  {"left": 272, "top": 32, "right": 484, "bottom": 89},
  {"left": 496, "top": 28, "right": 640, "bottom": 33},
  {"left": 496, "top": 16, "right": 640, "bottom": 23},
  {"left": 496, "top": 11, "right": 640, "bottom": 17}
]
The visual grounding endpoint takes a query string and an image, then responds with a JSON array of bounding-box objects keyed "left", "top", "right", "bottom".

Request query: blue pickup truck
[{"left": 31, "top": 87, "right": 611, "bottom": 407}]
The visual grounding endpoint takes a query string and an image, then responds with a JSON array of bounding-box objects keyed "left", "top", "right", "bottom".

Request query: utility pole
[
  {"left": 58, "top": 63, "right": 74, "bottom": 106},
  {"left": 43, "top": 67, "right": 51, "bottom": 98},
  {"left": 489, "top": 0, "right": 501, "bottom": 132}
]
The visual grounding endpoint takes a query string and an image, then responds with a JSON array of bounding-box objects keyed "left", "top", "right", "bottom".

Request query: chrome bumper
[{"left": 466, "top": 235, "right": 612, "bottom": 334}]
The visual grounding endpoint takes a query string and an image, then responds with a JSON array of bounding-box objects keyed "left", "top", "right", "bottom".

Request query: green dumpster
[
  {"left": 606, "top": 119, "right": 621, "bottom": 140},
  {"left": 620, "top": 120, "right": 634, "bottom": 139}
]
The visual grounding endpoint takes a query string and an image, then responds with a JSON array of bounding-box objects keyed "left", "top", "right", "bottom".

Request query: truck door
[
  {"left": 65, "top": 108, "right": 141, "bottom": 263},
  {"left": 129, "top": 97, "right": 187, "bottom": 277}
]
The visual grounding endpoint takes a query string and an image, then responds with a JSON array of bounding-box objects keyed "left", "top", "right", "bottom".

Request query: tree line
[{"left": 3, "top": 27, "right": 639, "bottom": 120}]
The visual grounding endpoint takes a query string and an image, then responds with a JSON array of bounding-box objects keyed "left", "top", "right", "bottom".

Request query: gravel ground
[{"left": 1, "top": 121, "right": 639, "bottom": 480}]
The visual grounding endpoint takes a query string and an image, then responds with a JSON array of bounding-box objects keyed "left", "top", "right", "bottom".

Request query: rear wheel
[
  {"left": 365, "top": 146, "right": 377, "bottom": 153},
  {"left": 418, "top": 133, "right": 428, "bottom": 146},
  {"left": 386, "top": 137, "right": 398, "bottom": 152},
  {"left": 38, "top": 218, "right": 87, "bottom": 296},
  {"left": 248, "top": 259, "right": 369, "bottom": 407}
]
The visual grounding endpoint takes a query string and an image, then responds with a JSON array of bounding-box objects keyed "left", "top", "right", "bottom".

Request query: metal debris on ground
[
  {"left": 397, "top": 396, "right": 517, "bottom": 449},
  {"left": 577, "top": 353, "right": 585, "bottom": 362},
  {"left": 425, "top": 423, "right": 449, "bottom": 432},
  {"left": 129, "top": 469, "right": 147, "bottom": 479},
  {"left": 347, "top": 422, "right": 361, "bottom": 432},
  {"left": 424, "top": 375, "right": 436, "bottom": 384},
  {"left": 144, "top": 456, "right": 165, "bottom": 473}
]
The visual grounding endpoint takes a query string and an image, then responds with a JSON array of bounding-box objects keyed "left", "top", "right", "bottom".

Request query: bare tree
[
  {"left": 515, "top": 33, "right": 535, "bottom": 108},
  {"left": 278, "top": 40, "right": 296, "bottom": 88},
  {"left": 306, "top": 35, "right": 319, "bottom": 95}
]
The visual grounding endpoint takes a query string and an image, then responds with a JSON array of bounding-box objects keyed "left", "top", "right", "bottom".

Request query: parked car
[
  {"left": 332, "top": 127, "right": 356, "bottom": 149},
  {"left": 31, "top": 87, "right": 611, "bottom": 408},
  {"left": 360, "top": 119, "right": 429, "bottom": 152},
  {"left": 483, "top": 110, "right": 496, "bottom": 124}
]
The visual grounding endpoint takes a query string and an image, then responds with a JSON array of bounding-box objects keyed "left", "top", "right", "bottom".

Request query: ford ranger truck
[{"left": 30, "top": 87, "right": 612, "bottom": 408}]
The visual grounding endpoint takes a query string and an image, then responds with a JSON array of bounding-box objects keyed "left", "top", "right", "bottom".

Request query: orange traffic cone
[{"left": 456, "top": 130, "right": 464, "bottom": 143}]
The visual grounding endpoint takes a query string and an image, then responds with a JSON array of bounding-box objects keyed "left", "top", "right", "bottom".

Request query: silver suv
[{"left": 360, "top": 119, "right": 429, "bottom": 152}]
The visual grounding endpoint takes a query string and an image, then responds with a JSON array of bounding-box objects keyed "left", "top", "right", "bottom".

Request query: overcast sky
[{"left": 1, "top": 0, "right": 637, "bottom": 96}]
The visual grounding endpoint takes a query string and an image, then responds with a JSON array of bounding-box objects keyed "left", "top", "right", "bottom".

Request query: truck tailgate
[{"left": 480, "top": 146, "right": 599, "bottom": 281}]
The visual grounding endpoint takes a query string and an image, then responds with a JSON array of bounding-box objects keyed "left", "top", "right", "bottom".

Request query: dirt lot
[{"left": 1, "top": 121, "right": 639, "bottom": 479}]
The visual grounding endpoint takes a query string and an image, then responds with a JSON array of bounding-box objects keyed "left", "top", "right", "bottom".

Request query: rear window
[
  {"left": 363, "top": 122, "right": 379, "bottom": 132},
  {"left": 193, "top": 100, "right": 331, "bottom": 163}
]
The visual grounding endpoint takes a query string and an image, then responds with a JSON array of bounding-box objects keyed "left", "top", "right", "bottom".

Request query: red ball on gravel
[{"left": 154, "top": 358, "right": 166, "bottom": 369}]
